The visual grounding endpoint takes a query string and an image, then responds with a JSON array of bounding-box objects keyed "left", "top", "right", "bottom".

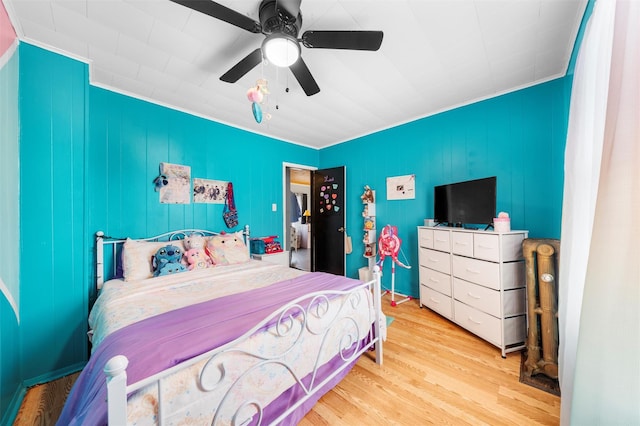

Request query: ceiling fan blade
[
  {"left": 301, "top": 30, "right": 384, "bottom": 51},
  {"left": 220, "top": 48, "right": 263, "bottom": 83},
  {"left": 169, "top": 0, "right": 261, "bottom": 33},
  {"left": 276, "top": 0, "right": 302, "bottom": 23},
  {"left": 289, "top": 57, "right": 320, "bottom": 96}
]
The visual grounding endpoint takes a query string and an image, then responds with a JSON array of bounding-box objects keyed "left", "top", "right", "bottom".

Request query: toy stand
[
  {"left": 377, "top": 224, "right": 412, "bottom": 307},
  {"left": 382, "top": 261, "right": 413, "bottom": 307}
]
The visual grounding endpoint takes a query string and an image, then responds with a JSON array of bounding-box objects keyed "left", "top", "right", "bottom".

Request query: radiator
[{"left": 522, "top": 239, "right": 561, "bottom": 379}]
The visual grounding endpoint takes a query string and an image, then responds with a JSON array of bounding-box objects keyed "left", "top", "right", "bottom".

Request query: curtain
[{"left": 559, "top": 1, "right": 640, "bottom": 424}]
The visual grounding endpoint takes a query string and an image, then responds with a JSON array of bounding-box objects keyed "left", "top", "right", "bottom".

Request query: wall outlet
[{"left": 272, "top": 203, "right": 277, "bottom": 212}]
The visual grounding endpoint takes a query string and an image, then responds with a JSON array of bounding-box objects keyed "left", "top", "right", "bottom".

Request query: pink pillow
[{"left": 206, "top": 232, "right": 249, "bottom": 266}]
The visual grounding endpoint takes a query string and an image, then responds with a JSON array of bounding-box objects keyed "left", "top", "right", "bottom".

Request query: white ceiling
[{"left": 4, "top": 0, "right": 587, "bottom": 149}]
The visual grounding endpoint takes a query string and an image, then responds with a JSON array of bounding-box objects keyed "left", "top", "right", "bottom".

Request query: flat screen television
[{"left": 434, "top": 177, "right": 497, "bottom": 227}]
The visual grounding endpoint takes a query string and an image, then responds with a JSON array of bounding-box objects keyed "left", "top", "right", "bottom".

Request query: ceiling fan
[{"left": 170, "top": 0, "right": 384, "bottom": 96}]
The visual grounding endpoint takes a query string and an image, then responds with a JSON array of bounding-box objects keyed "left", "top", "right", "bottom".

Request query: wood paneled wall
[{"left": 320, "top": 78, "right": 570, "bottom": 297}]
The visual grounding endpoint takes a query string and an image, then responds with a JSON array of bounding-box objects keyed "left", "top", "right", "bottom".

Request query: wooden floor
[{"left": 14, "top": 298, "right": 560, "bottom": 425}]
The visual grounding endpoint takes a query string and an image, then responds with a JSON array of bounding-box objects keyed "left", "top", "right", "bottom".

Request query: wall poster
[
  {"left": 193, "top": 178, "right": 228, "bottom": 204},
  {"left": 386, "top": 174, "right": 416, "bottom": 200},
  {"left": 159, "top": 162, "right": 191, "bottom": 204}
]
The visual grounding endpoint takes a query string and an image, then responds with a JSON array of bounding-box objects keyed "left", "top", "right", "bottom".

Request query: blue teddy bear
[{"left": 153, "top": 244, "right": 187, "bottom": 277}]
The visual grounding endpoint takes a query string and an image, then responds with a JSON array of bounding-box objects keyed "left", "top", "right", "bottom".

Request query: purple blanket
[{"left": 57, "top": 272, "right": 365, "bottom": 425}]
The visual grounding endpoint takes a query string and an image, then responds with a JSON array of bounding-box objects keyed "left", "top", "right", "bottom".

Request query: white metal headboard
[{"left": 95, "top": 225, "right": 251, "bottom": 289}]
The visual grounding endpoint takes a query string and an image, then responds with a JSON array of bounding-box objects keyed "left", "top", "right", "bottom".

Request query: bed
[{"left": 57, "top": 227, "right": 383, "bottom": 425}]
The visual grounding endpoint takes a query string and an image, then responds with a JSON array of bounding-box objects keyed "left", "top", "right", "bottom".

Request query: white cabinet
[{"left": 417, "top": 226, "right": 529, "bottom": 357}]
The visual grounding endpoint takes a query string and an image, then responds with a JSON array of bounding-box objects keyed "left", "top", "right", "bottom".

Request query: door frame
[{"left": 282, "top": 162, "right": 317, "bottom": 259}]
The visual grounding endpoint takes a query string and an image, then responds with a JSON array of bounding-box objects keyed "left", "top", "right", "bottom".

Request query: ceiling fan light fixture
[{"left": 262, "top": 33, "right": 300, "bottom": 67}]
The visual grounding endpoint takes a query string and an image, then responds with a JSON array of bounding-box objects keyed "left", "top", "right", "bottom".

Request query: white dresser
[{"left": 417, "top": 226, "right": 529, "bottom": 357}]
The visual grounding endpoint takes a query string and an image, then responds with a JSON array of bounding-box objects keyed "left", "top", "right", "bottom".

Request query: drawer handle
[
  {"left": 467, "top": 292, "right": 481, "bottom": 299},
  {"left": 436, "top": 238, "right": 447, "bottom": 242},
  {"left": 465, "top": 268, "right": 480, "bottom": 274},
  {"left": 468, "top": 316, "right": 482, "bottom": 325},
  {"left": 455, "top": 241, "right": 469, "bottom": 246},
  {"left": 429, "top": 277, "right": 440, "bottom": 283},
  {"left": 429, "top": 258, "right": 440, "bottom": 263},
  {"left": 478, "top": 244, "right": 493, "bottom": 249},
  {"left": 429, "top": 297, "right": 440, "bottom": 304}
]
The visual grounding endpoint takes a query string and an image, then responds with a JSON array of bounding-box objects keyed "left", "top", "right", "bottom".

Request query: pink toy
[
  {"left": 205, "top": 232, "right": 250, "bottom": 265},
  {"left": 377, "top": 225, "right": 412, "bottom": 307},
  {"left": 185, "top": 248, "right": 209, "bottom": 270},
  {"left": 183, "top": 233, "right": 212, "bottom": 268},
  {"left": 377, "top": 225, "right": 410, "bottom": 269},
  {"left": 246, "top": 86, "right": 264, "bottom": 103}
]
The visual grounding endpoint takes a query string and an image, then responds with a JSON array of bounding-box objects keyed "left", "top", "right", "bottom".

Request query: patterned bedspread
[
  {"left": 59, "top": 261, "right": 378, "bottom": 425},
  {"left": 89, "top": 261, "right": 307, "bottom": 350}
]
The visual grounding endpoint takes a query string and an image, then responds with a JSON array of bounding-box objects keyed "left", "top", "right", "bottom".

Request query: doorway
[
  {"left": 283, "top": 164, "right": 347, "bottom": 275},
  {"left": 284, "top": 163, "right": 314, "bottom": 271}
]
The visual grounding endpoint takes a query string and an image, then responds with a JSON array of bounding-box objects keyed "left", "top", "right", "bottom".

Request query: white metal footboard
[{"left": 104, "top": 269, "right": 383, "bottom": 425}]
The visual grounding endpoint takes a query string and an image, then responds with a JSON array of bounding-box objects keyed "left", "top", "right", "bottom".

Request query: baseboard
[
  {"left": 22, "top": 361, "right": 86, "bottom": 388},
  {"left": 1, "top": 384, "right": 27, "bottom": 426},
  {"left": 1, "top": 361, "right": 86, "bottom": 425}
]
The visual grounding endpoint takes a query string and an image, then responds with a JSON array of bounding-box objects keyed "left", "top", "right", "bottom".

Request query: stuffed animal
[
  {"left": 184, "top": 234, "right": 212, "bottom": 268},
  {"left": 184, "top": 233, "right": 206, "bottom": 250},
  {"left": 185, "top": 248, "right": 209, "bottom": 271},
  {"left": 361, "top": 185, "right": 374, "bottom": 203},
  {"left": 206, "top": 232, "right": 249, "bottom": 265},
  {"left": 153, "top": 245, "right": 187, "bottom": 277}
]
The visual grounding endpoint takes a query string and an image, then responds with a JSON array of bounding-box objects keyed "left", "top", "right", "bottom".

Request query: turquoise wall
[
  {"left": 87, "top": 86, "right": 317, "bottom": 246},
  {"left": 86, "top": 85, "right": 318, "bottom": 301},
  {"left": 0, "top": 48, "right": 21, "bottom": 424},
  {"left": 13, "top": 42, "right": 318, "bottom": 391},
  {"left": 18, "top": 43, "right": 89, "bottom": 384},
  {"left": 320, "top": 78, "right": 570, "bottom": 297}
]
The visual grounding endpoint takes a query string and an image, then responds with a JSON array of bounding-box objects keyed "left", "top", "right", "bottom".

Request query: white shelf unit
[
  {"left": 360, "top": 190, "right": 377, "bottom": 281},
  {"left": 417, "top": 226, "right": 529, "bottom": 357}
]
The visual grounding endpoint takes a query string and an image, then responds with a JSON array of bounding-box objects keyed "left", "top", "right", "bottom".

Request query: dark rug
[{"left": 519, "top": 350, "right": 561, "bottom": 396}]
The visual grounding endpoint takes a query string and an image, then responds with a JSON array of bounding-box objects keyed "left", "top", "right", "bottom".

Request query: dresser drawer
[
  {"left": 451, "top": 232, "right": 473, "bottom": 257},
  {"left": 418, "top": 228, "right": 434, "bottom": 249},
  {"left": 503, "top": 315, "right": 527, "bottom": 346},
  {"left": 454, "top": 301, "right": 501, "bottom": 346},
  {"left": 452, "top": 255, "right": 499, "bottom": 289},
  {"left": 421, "top": 286, "right": 453, "bottom": 319},
  {"left": 473, "top": 233, "right": 500, "bottom": 262},
  {"left": 501, "top": 262, "right": 526, "bottom": 290},
  {"left": 419, "top": 248, "right": 451, "bottom": 274},
  {"left": 421, "top": 266, "right": 452, "bottom": 296},
  {"left": 453, "top": 278, "right": 500, "bottom": 317},
  {"left": 433, "top": 230, "right": 451, "bottom": 252},
  {"left": 474, "top": 233, "right": 526, "bottom": 262}
]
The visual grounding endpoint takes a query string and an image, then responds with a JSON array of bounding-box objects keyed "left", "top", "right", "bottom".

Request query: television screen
[{"left": 434, "top": 177, "right": 497, "bottom": 226}]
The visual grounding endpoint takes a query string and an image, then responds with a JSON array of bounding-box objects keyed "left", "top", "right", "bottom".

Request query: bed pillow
[
  {"left": 205, "top": 232, "right": 250, "bottom": 266},
  {"left": 122, "top": 238, "right": 185, "bottom": 281}
]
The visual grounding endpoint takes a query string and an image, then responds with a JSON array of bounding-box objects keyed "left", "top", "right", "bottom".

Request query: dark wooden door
[{"left": 311, "top": 166, "right": 346, "bottom": 275}]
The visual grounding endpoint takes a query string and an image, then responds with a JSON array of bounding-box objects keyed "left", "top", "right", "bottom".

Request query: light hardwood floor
[{"left": 14, "top": 298, "right": 560, "bottom": 425}]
